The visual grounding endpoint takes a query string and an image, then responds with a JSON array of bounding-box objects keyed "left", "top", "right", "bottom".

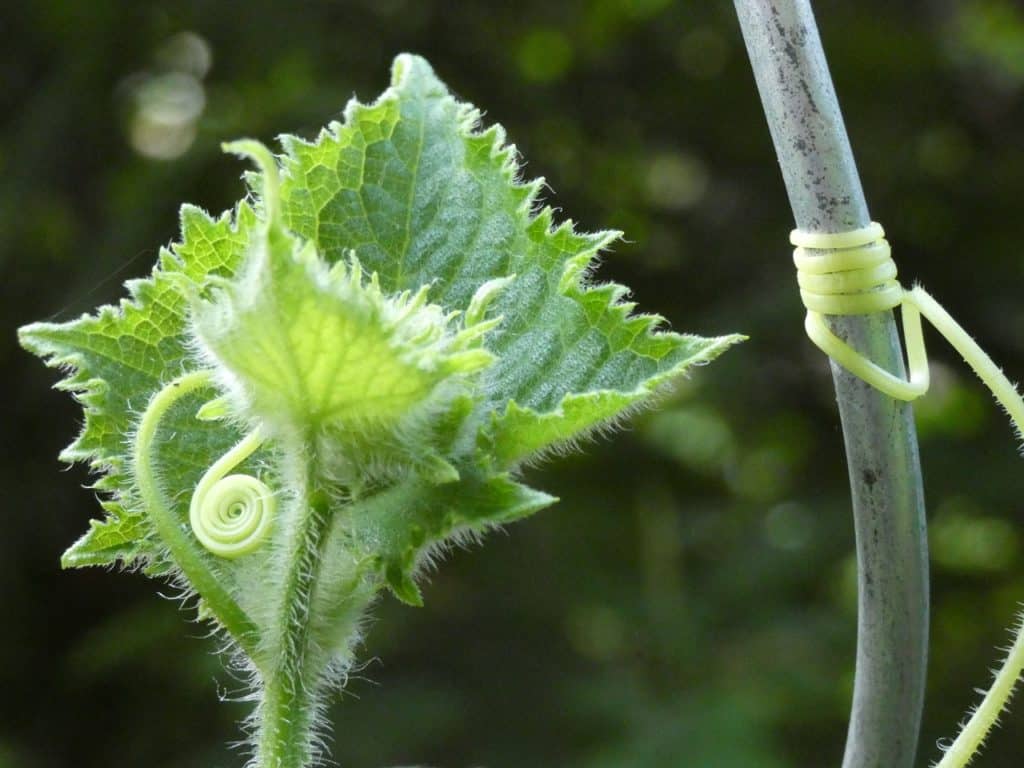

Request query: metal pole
[{"left": 732, "top": 3, "right": 929, "bottom": 767}]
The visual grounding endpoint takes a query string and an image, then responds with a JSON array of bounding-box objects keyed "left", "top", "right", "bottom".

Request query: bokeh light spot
[
  {"left": 763, "top": 502, "right": 812, "bottom": 552},
  {"left": 154, "top": 31, "right": 213, "bottom": 80},
  {"left": 931, "top": 496, "right": 1018, "bottom": 573},
  {"left": 645, "top": 151, "right": 709, "bottom": 210},
  {"left": 127, "top": 31, "right": 212, "bottom": 161}
]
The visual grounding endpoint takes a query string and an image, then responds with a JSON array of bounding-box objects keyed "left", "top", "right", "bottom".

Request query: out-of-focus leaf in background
[{"left": 3, "top": 1, "right": 1024, "bottom": 766}]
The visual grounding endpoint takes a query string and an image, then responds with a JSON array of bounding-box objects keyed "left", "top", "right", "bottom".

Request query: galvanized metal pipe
[{"left": 732, "top": 2, "right": 929, "bottom": 766}]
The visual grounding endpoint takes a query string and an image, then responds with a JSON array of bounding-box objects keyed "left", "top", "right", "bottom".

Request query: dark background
[{"left": 4, "top": 1, "right": 1024, "bottom": 766}]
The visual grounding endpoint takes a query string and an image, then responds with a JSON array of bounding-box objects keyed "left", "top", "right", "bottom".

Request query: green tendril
[
  {"left": 135, "top": 370, "right": 262, "bottom": 658},
  {"left": 791, "top": 223, "right": 1024, "bottom": 768},
  {"left": 190, "top": 428, "right": 275, "bottom": 559},
  {"left": 792, "top": 223, "right": 924, "bottom": 400}
]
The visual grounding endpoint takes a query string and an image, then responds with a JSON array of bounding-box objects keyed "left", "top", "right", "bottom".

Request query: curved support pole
[{"left": 732, "top": 2, "right": 929, "bottom": 767}]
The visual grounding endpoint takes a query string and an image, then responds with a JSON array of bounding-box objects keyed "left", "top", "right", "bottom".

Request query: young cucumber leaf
[{"left": 19, "top": 53, "right": 741, "bottom": 765}]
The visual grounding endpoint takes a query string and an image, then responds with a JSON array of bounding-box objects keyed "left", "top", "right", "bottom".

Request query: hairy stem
[
  {"left": 256, "top": 439, "right": 333, "bottom": 768},
  {"left": 135, "top": 370, "right": 261, "bottom": 659}
]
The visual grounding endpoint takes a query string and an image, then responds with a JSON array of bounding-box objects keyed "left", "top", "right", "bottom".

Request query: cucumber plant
[{"left": 19, "top": 54, "right": 740, "bottom": 766}]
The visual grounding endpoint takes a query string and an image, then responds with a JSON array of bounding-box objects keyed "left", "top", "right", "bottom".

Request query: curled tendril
[
  {"left": 791, "top": 225, "right": 1024, "bottom": 768},
  {"left": 189, "top": 427, "right": 276, "bottom": 559}
]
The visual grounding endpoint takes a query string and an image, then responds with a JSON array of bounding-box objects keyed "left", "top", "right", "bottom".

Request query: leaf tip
[
  {"left": 16, "top": 321, "right": 46, "bottom": 354},
  {"left": 390, "top": 53, "right": 448, "bottom": 99},
  {"left": 223, "top": 139, "right": 281, "bottom": 220},
  {"left": 385, "top": 561, "right": 424, "bottom": 607}
]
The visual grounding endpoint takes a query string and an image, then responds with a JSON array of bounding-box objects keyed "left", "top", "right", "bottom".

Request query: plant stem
[
  {"left": 732, "top": 2, "right": 929, "bottom": 767},
  {"left": 256, "top": 441, "right": 333, "bottom": 768}
]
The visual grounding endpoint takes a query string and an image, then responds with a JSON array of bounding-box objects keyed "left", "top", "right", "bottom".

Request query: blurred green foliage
[{"left": 3, "top": 1, "right": 1024, "bottom": 766}]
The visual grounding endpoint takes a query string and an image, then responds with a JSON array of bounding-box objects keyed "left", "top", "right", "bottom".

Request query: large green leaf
[{"left": 22, "top": 54, "right": 738, "bottom": 575}]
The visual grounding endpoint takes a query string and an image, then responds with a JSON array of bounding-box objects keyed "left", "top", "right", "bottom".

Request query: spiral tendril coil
[{"left": 190, "top": 428, "right": 275, "bottom": 558}]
